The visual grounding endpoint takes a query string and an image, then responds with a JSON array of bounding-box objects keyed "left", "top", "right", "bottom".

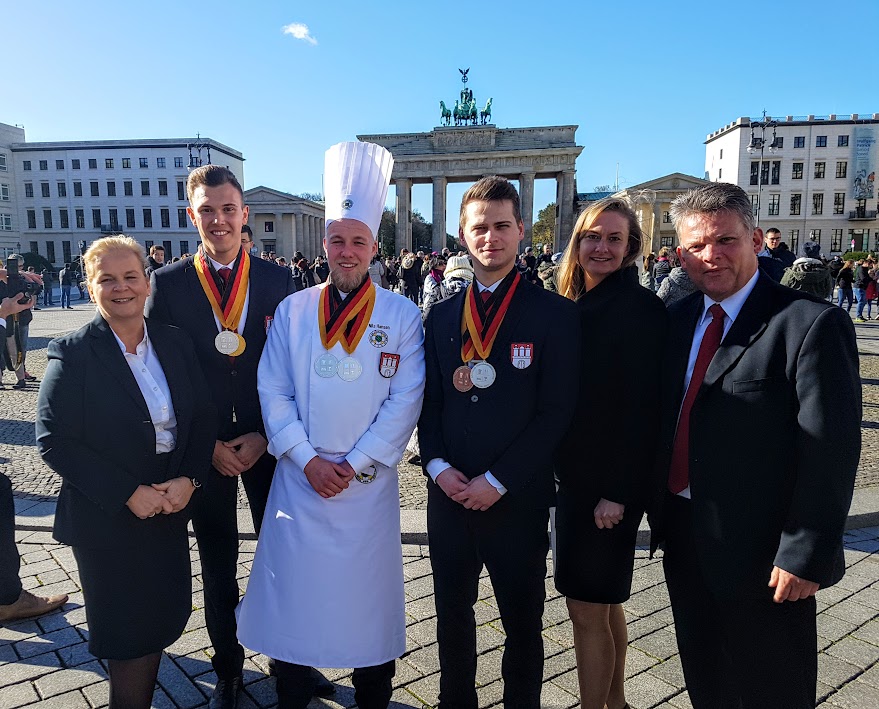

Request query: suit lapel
[
  {"left": 147, "top": 321, "right": 190, "bottom": 469},
  {"left": 184, "top": 261, "right": 222, "bottom": 339},
  {"left": 88, "top": 315, "right": 151, "bottom": 420},
  {"left": 666, "top": 294, "right": 703, "bottom": 414}
]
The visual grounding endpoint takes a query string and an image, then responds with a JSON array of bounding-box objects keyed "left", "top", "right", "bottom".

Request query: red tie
[
  {"left": 668, "top": 303, "right": 726, "bottom": 494},
  {"left": 218, "top": 267, "right": 232, "bottom": 292},
  {"left": 481, "top": 290, "right": 491, "bottom": 304}
]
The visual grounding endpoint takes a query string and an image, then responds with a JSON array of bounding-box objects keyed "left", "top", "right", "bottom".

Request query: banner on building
[{"left": 852, "top": 127, "right": 876, "bottom": 200}]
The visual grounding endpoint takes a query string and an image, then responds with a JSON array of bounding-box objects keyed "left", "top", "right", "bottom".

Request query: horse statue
[
  {"left": 439, "top": 100, "right": 452, "bottom": 126},
  {"left": 480, "top": 98, "right": 493, "bottom": 125},
  {"left": 466, "top": 99, "right": 478, "bottom": 125},
  {"left": 453, "top": 100, "right": 462, "bottom": 126}
]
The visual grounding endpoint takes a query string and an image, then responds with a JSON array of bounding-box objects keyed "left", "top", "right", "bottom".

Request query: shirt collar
[
  {"left": 111, "top": 320, "right": 149, "bottom": 356},
  {"left": 700, "top": 268, "right": 759, "bottom": 325},
  {"left": 208, "top": 254, "right": 237, "bottom": 271}
]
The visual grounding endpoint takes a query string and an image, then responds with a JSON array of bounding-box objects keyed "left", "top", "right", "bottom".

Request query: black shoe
[
  {"left": 311, "top": 667, "right": 335, "bottom": 697},
  {"left": 13, "top": 380, "right": 26, "bottom": 390},
  {"left": 208, "top": 675, "right": 242, "bottom": 709}
]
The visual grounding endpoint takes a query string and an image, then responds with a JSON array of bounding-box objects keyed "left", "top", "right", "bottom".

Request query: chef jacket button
[{"left": 470, "top": 394, "right": 479, "bottom": 403}]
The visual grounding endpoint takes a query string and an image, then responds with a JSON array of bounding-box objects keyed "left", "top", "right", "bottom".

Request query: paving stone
[
  {"left": 390, "top": 687, "right": 429, "bottom": 707},
  {"left": 405, "top": 673, "right": 440, "bottom": 708},
  {"left": 542, "top": 620, "right": 574, "bottom": 649},
  {"left": 624, "top": 671, "right": 678, "bottom": 708},
  {"left": 817, "top": 652, "right": 861, "bottom": 686},
  {"left": 14, "top": 626, "right": 81, "bottom": 659},
  {"left": 0, "top": 681, "right": 40, "bottom": 708},
  {"left": 57, "top": 641, "right": 96, "bottom": 668},
  {"left": 406, "top": 618, "right": 437, "bottom": 649},
  {"left": 632, "top": 628, "right": 679, "bottom": 661},
  {"left": 826, "top": 636, "right": 879, "bottom": 669},
  {"left": 0, "top": 620, "right": 39, "bottom": 647},
  {"left": 825, "top": 598, "right": 879, "bottom": 626},
  {"left": 853, "top": 587, "right": 879, "bottom": 611},
  {"left": 475, "top": 624, "right": 506, "bottom": 654},
  {"left": 0, "top": 651, "right": 61, "bottom": 688},
  {"left": 542, "top": 648, "right": 577, "bottom": 680},
  {"left": 80, "top": 680, "right": 109, "bottom": 708},
  {"left": 404, "top": 575, "right": 435, "bottom": 601},
  {"left": 16, "top": 559, "right": 61, "bottom": 577},
  {"left": 157, "top": 653, "right": 205, "bottom": 708},
  {"left": 242, "top": 676, "right": 277, "bottom": 707},
  {"left": 667, "top": 691, "right": 693, "bottom": 709},
  {"left": 393, "top": 658, "right": 423, "bottom": 689},
  {"left": 33, "top": 659, "right": 105, "bottom": 698},
  {"left": 818, "top": 612, "right": 860, "bottom": 642},
  {"left": 0, "top": 644, "right": 17, "bottom": 665},
  {"left": 404, "top": 644, "right": 440, "bottom": 676},
  {"left": 166, "top": 627, "right": 212, "bottom": 656},
  {"left": 826, "top": 678, "right": 879, "bottom": 708},
  {"left": 35, "top": 570, "right": 69, "bottom": 586},
  {"left": 636, "top": 650, "right": 675, "bottom": 683},
  {"left": 539, "top": 679, "right": 579, "bottom": 708},
  {"left": 25, "top": 691, "right": 90, "bottom": 708},
  {"left": 860, "top": 661, "right": 879, "bottom": 688}
]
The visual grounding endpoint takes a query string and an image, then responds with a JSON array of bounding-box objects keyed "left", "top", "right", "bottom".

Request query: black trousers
[
  {"left": 191, "top": 452, "right": 275, "bottom": 680},
  {"left": 662, "top": 494, "right": 817, "bottom": 709},
  {"left": 0, "top": 473, "right": 22, "bottom": 605},
  {"left": 427, "top": 484, "right": 548, "bottom": 709},
  {"left": 275, "top": 660, "right": 394, "bottom": 709}
]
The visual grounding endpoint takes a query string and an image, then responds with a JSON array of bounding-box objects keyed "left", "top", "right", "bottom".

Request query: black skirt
[{"left": 553, "top": 485, "right": 643, "bottom": 604}]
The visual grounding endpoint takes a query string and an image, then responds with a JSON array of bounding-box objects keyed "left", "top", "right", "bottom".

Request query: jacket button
[
  {"left": 470, "top": 395, "right": 478, "bottom": 403},
  {"left": 230, "top": 370, "right": 237, "bottom": 376}
]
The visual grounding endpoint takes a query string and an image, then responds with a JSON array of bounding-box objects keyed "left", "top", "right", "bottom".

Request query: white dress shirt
[
  {"left": 207, "top": 254, "right": 250, "bottom": 335},
  {"left": 113, "top": 323, "right": 178, "bottom": 453},
  {"left": 426, "top": 277, "right": 507, "bottom": 495},
  {"left": 676, "top": 268, "right": 759, "bottom": 498}
]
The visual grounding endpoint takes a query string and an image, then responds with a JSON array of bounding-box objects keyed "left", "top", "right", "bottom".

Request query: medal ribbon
[
  {"left": 318, "top": 278, "right": 376, "bottom": 354},
  {"left": 193, "top": 246, "right": 250, "bottom": 333},
  {"left": 461, "top": 269, "right": 521, "bottom": 362}
]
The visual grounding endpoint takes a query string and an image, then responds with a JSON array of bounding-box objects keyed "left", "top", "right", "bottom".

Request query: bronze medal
[{"left": 453, "top": 365, "right": 474, "bottom": 392}]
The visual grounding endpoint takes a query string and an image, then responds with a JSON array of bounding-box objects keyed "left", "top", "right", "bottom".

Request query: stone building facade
[{"left": 243, "top": 187, "right": 325, "bottom": 260}]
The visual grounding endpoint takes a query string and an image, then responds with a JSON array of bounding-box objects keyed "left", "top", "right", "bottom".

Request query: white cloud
[{"left": 282, "top": 22, "right": 317, "bottom": 45}]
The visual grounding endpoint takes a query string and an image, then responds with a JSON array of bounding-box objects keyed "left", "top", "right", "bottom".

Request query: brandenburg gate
[{"left": 357, "top": 125, "right": 583, "bottom": 254}]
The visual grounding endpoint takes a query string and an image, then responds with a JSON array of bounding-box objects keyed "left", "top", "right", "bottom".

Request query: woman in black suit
[
  {"left": 553, "top": 198, "right": 668, "bottom": 709},
  {"left": 36, "top": 236, "right": 216, "bottom": 709}
]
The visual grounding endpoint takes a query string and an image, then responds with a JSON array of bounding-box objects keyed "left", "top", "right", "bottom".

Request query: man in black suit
[
  {"left": 145, "top": 165, "right": 329, "bottom": 708},
  {"left": 419, "top": 176, "right": 580, "bottom": 709},
  {"left": 651, "top": 182, "right": 860, "bottom": 708}
]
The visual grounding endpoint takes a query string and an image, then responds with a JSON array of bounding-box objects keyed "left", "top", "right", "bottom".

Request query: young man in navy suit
[
  {"left": 145, "top": 166, "right": 330, "bottom": 708},
  {"left": 419, "top": 176, "right": 580, "bottom": 708},
  {"left": 651, "top": 182, "right": 860, "bottom": 708}
]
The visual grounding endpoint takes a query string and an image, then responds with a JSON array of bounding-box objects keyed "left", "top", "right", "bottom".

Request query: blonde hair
[
  {"left": 84, "top": 236, "right": 148, "bottom": 282},
  {"left": 557, "top": 197, "right": 644, "bottom": 301}
]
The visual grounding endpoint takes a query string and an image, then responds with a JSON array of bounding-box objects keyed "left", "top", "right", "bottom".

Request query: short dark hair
[
  {"left": 241, "top": 225, "right": 253, "bottom": 239},
  {"left": 766, "top": 227, "right": 781, "bottom": 236},
  {"left": 670, "top": 182, "right": 754, "bottom": 236},
  {"left": 459, "top": 176, "right": 522, "bottom": 230},
  {"left": 186, "top": 165, "right": 244, "bottom": 202},
  {"left": 149, "top": 244, "right": 164, "bottom": 255}
]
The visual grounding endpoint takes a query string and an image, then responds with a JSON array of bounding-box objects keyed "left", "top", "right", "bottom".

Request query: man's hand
[
  {"left": 452, "top": 473, "right": 502, "bottom": 511},
  {"left": 126, "top": 485, "right": 173, "bottom": 519},
  {"left": 151, "top": 477, "right": 195, "bottom": 513},
  {"left": 435, "top": 467, "right": 469, "bottom": 500},
  {"left": 226, "top": 432, "right": 268, "bottom": 471},
  {"left": 769, "top": 566, "right": 820, "bottom": 603},
  {"left": 339, "top": 459, "right": 356, "bottom": 479},
  {"left": 303, "top": 456, "right": 355, "bottom": 498},
  {"left": 0, "top": 296, "right": 34, "bottom": 320},
  {"left": 212, "top": 440, "right": 247, "bottom": 477},
  {"left": 593, "top": 498, "right": 625, "bottom": 529}
]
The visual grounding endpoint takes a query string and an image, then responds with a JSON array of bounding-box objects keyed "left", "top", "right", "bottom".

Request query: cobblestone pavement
[{"left": 2, "top": 529, "right": 879, "bottom": 708}]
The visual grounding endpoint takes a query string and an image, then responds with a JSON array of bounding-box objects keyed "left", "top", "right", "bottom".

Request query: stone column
[
  {"left": 432, "top": 176, "right": 447, "bottom": 253},
  {"left": 294, "top": 212, "right": 303, "bottom": 255},
  {"left": 309, "top": 216, "right": 318, "bottom": 259},
  {"left": 317, "top": 217, "right": 325, "bottom": 257},
  {"left": 519, "top": 172, "right": 535, "bottom": 248},
  {"left": 556, "top": 170, "right": 576, "bottom": 252},
  {"left": 395, "top": 179, "right": 412, "bottom": 253},
  {"left": 275, "top": 212, "right": 285, "bottom": 257},
  {"left": 652, "top": 202, "right": 662, "bottom": 254}
]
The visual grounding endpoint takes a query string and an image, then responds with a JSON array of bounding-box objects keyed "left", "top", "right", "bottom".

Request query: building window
[
  {"left": 815, "top": 136, "right": 827, "bottom": 148},
  {"left": 46, "top": 242, "right": 55, "bottom": 262},
  {"left": 794, "top": 136, "right": 805, "bottom": 148},
  {"left": 107, "top": 181, "right": 116, "bottom": 197},
  {"left": 760, "top": 162, "right": 770, "bottom": 185},
  {"left": 143, "top": 208, "right": 153, "bottom": 228},
  {"left": 662, "top": 210, "right": 672, "bottom": 223},
  {"left": 750, "top": 194, "right": 759, "bottom": 216},
  {"left": 162, "top": 240, "right": 173, "bottom": 257},
  {"left": 90, "top": 181, "right": 99, "bottom": 197},
  {"left": 768, "top": 194, "right": 780, "bottom": 216},
  {"left": 27, "top": 209, "right": 36, "bottom": 229},
  {"left": 43, "top": 209, "right": 53, "bottom": 229},
  {"left": 718, "top": 168, "right": 722, "bottom": 179},
  {"left": 126, "top": 208, "right": 136, "bottom": 228},
  {"left": 57, "top": 182, "right": 66, "bottom": 198},
  {"left": 157, "top": 157, "right": 166, "bottom": 168},
  {"left": 178, "top": 208, "right": 188, "bottom": 228},
  {"left": 73, "top": 181, "right": 82, "bottom": 197},
  {"left": 836, "top": 161, "right": 847, "bottom": 179},
  {"left": 811, "top": 229, "right": 822, "bottom": 245},
  {"left": 790, "top": 194, "right": 802, "bottom": 216},
  {"left": 60, "top": 209, "right": 69, "bottom": 229},
  {"left": 814, "top": 162, "right": 825, "bottom": 179},
  {"left": 834, "top": 193, "right": 845, "bottom": 215},
  {"left": 75, "top": 209, "right": 85, "bottom": 229},
  {"left": 24, "top": 183, "right": 33, "bottom": 198},
  {"left": 660, "top": 235, "right": 675, "bottom": 248},
  {"left": 770, "top": 161, "right": 780, "bottom": 185},
  {"left": 0, "top": 154, "right": 6, "bottom": 171},
  {"left": 40, "top": 183, "right": 50, "bottom": 198},
  {"left": 124, "top": 180, "right": 133, "bottom": 196},
  {"left": 92, "top": 209, "right": 101, "bottom": 228},
  {"left": 39, "top": 160, "right": 48, "bottom": 171},
  {"left": 71, "top": 159, "right": 80, "bottom": 170},
  {"left": 750, "top": 161, "right": 759, "bottom": 186},
  {"left": 62, "top": 241, "right": 72, "bottom": 264},
  {"left": 775, "top": 136, "right": 784, "bottom": 148},
  {"left": 29, "top": 241, "right": 38, "bottom": 254},
  {"left": 55, "top": 159, "right": 64, "bottom": 170},
  {"left": 109, "top": 209, "right": 119, "bottom": 231},
  {"left": 788, "top": 229, "right": 800, "bottom": 254},
  {"left": 812, "top": 193, "right": 824, "bottom": 215},
  {"left": 160, "top": 208, "right": 170, "bottom": 228},
  {"left": 139, "top": 158, "right": 148, "bottom": 168},
  {"left": 22, "top": 160, "right": 31, "bottom": 171},
  {"left": 0, "top": 214, "right": 11, "bottom": 231},
  {"left": 179, "top": 240, "right": 189, "bottom": 255},
  {"left": 88, "top": 158, "right": 97, "bottom": 169},
  {"left": 839, "top": 135, "right": 850, "bottom": 147},
  {"left": 122, "top": 158, "right": 131, "bottom": 169},
  {"left": 141, "top": 180, "right": 150, "bottom": 196},
  {"left": 0, "top": 183, "right": 8, "bottom": 201},
  {"left": 145, "top": 240, "right": 154, "bottom": 250},
  {"left": 265, "top": 221, "right": 274, "bottom": 233},
  {"left": 176, "top": 181, "right": 185, "bottom": 201},
  {"left": 104, "top": 159, "right": 113, "bottom": 169},
  {"left": 158, "top": 180, "right": 168, "bottom": 196},
  {"left": 831, "top": 229, "right": 843, "bottom": 251},
  {"left": 174, "top": 157, "right": 184, "bottom": 168}
]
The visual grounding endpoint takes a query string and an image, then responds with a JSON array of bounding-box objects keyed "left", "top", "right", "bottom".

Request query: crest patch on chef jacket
[
  {"left": 369, "top": 329, "right": 390, "bottom": 348},
  {"left": 356, "top": 465, "right": 377, "bottom": 484},
  {"left": 379, "top": 352, "right": 400, "bottom": 378}
]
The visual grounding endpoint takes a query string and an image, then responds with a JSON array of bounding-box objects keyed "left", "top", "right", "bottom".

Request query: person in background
[
  {"left": 4, "top": 254, "right": 39, "bottom": 389},
  {"left": 854, "top": 257, "right": 874, "bottom": 323},
  {"left": 836, "top": 259, "right": 855, "bottom": 312},
  {"left": 421, "top": 254, "right": 474, "bottom": 322},
  {"left": 538, "top": 252, "right": 563, "bottom": 294},
  {"left": 421, "top": 255, "right": 446, "bottom": 309},
  {"left": 640, "top": 253, "right": 656, "bottom": 291},
  {"left": 146, "top": 245, "right": 165, "bottom": 277},
  {"left": 368, "top": 253, "right": 387, "bottom": 288},
  {"left": 764, "top": 228, "right": 796, "bottom": 269},
  {"left": 41, "top": 267, "right": 55, "bottom": 307},
  {"left": 780, "top": 241, "right": 832, "bottom": 300},
  {"left": 59, "top": 262, "right": 74, "bottom": 309}
]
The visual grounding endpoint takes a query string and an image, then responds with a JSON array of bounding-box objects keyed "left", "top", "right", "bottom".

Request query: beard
[{"left": 330, "top": 266, "right": 368, "bottom": 293}]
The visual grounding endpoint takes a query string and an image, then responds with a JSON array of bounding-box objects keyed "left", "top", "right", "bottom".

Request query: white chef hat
[{"left": 324, "top": 141, "right": 394, "bottom": 239}]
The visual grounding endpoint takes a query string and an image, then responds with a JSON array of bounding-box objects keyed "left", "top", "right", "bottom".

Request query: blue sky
[{"left": 5, "top": 0, "right": 875, "bottom": 232}]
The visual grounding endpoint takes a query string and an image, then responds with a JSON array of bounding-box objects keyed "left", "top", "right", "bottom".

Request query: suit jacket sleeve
[
  {"left": 417, "top": 306, "right": 447, "bottom": 466},
  {"left": 36, "top": 339, "right": 141, "bottom": 513},
  {"left": 145, "top": 270, "right": 172, "bottom": 325},
  {"left": 773, "top": 306, "right": 860, "bottom": 584},
  {"left": 175, "top": 329, "right": 218, "bottom": 485},
  {"left": 490, "top": 300, "right": 581, "bottom": 495}
]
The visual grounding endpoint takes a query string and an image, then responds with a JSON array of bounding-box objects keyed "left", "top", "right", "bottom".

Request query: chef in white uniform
[{"left": 236, "top": 141, "right": 425, "bottom": 709}]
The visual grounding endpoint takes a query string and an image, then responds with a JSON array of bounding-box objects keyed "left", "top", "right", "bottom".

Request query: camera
[{"left": 6, "top": 257, "right": 41, "bottom": 305}]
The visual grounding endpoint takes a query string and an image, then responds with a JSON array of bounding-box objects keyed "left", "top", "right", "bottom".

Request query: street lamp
[{"left": 746, "top": 110, "right": 780, "bottom": 228}]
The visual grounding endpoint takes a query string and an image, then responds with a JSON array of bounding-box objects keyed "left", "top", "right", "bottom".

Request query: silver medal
[
  {"left": 337, "top": 357, "right": 363, "bottom": 382},
  {"left": 314, "top": 353, "right": 339, "bottom": 378},
  {"left": 470, "top": 361, "right": 496, "bottom": 389},
  {"left": 215, "top": 330, "right": 239, "bottom": 355}
]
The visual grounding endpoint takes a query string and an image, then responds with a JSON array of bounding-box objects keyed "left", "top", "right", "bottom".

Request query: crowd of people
[{"left": 0, "top": 147, "right": 862, "bottom": 709}]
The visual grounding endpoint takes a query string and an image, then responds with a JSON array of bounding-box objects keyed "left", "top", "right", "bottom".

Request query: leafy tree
[
  {"left": 377, "top": 209, "right": 397, "bottom": 259},
  {"left": 593, "top": 184, "right": 612, "bottom": 192},
  {"left": 532, "top": 202, "right": 556, "bottom": 249},
  {"left": 297, "top": 192, "right": 324, "bottom": 202}
]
